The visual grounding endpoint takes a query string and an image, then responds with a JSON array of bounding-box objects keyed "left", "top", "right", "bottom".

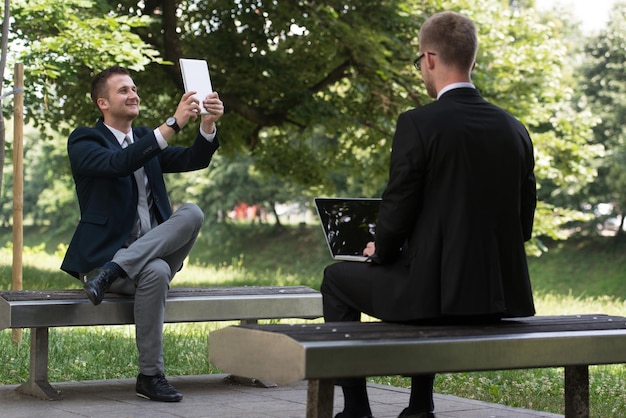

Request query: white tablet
[{"left": 180, "top": 58, "right": 213, "bottom": 115}]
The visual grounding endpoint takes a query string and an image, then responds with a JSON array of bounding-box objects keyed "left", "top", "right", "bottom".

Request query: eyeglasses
[{"left": 413, "top": 52, "right": 436, "bottom": 71}]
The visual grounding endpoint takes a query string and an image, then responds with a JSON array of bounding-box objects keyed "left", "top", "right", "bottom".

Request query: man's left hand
[
  {"left": 200, "top": 92, "right": 224, "bottom": 134},
  {"left": 363, "top": 241, "right": 376, "bottom": 257}
]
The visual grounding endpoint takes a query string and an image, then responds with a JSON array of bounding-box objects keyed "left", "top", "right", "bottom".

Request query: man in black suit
[
  {"left": 321, "top": 11, "right": 536, "bottom": 418},
  {"left": 61, "top": 66, "right": 223, "bottom": 402}
]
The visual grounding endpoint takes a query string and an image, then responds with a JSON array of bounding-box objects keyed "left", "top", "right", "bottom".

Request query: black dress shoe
[
  {"left": 398, "top": 408, "right": 435, "bottom": 418},
  {"left": 83, "top": 268, "right": 119, "bottom": 305},
  {"left": 136, "top": 373, "right": 183, "bottom": 402}
]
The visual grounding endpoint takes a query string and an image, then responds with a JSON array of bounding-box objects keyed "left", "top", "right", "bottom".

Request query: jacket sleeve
[
  {"left": 374, "top": 111, "right": 425, "bottom": 264},
  {"left": 520, "top": 128, "right": 536, "bottom": 242},
  {"left": 158, "top": 131, "right": 220, "bottom": 174}
]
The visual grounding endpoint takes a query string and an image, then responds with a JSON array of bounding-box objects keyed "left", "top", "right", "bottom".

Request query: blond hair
[{"left": 419, "top": 11, "right": 477, "bottom": 72}]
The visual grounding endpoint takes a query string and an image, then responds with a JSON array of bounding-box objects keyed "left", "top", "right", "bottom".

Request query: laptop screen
[{"left": 314, "top": 197, "right": 381, "bottom": 261}]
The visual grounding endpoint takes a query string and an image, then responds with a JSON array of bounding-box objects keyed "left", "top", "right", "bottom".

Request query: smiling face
[{"left": 97, "top": 73, "right": 141, "bottom": 125}]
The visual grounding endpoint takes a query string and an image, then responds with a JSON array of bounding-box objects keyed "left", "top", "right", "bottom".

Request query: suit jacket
[
  {"left": 371, "top": 88, "right": 536, "bottom": 321},
  {"left": 61, "top": 118, "right": 219, "bottom": 278}
]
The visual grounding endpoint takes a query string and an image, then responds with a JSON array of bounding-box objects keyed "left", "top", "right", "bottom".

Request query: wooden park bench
[
  {"left": 0, "top": 285, "right": 322, "bottom": 400},
  {"left": 210, "top": 314, "right": 626, "bottom": 418}
]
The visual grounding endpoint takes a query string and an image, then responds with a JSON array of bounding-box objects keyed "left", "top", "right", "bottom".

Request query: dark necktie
[{"left": 123, "top": 135, "right": 151, "bottom": 236}]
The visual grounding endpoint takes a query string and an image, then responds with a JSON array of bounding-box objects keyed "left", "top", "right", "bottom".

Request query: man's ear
[
  {"left": 425, "top": 52, "right": 436, "bottom": 70},
  {"left": 97, "top": 97, "right": 108, "bottom": 111}
]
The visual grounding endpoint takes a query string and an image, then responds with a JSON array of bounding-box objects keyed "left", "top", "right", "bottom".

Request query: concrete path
[{"left": 0, "top": 374, "right": 563, "bottom": 418}]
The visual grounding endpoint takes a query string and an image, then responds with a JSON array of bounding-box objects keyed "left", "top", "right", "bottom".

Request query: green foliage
[
  {"left": 0, "top": 124, "right": 77, "bottom": 231},
  {"left": 581, "top": 0, "right": 626, "bottom": 234},
  {"left": 0, "top": 0, "right": 609, "bottom": 248},
  {"left": 129, "top": 0, "right": 424, "bottom": 188},
  {"left": 8, "top": 0, "right": 165, "bottom": 138},
  {"left": 164, "top": 153, "right": 314, "bottom": 225}
]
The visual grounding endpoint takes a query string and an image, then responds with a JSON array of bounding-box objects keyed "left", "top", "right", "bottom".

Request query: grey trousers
[{"left": 107, "top": 203, "right": 204, "bottom": 376}]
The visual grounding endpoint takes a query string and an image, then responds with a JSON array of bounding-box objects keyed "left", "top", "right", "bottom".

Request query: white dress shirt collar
[
  {"left": 437, "top": 82, "right": 476, "bottom": 100},
  {"left": 104, "top": 123, "right": 132, "bottom": 146}
]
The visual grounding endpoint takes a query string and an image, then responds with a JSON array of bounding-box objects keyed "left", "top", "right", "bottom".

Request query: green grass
[
  {"left": 1, "top": 223, "right": 626, "bottom": 416},
  {"left": 529, "top": 236, "right": 626, "bottom": 299}
]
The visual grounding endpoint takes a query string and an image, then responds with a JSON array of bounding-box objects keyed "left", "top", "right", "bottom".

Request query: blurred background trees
[
  {"left": 581, "top": 1, "right": 626, "bottom": 239},
  {"left": 1, "top": 0, "right": 623, "bottom": 250}
]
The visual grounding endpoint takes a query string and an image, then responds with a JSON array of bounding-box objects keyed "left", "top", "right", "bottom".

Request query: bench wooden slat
[
  {"left": 218, "top": 314, "right": 626, "bottom": 342},
  {"left": 0, "top": 286, "right": 319, "bottom": 302}
]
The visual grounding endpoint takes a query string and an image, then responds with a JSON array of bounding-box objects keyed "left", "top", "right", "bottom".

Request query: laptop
[{"left": 314, "top": 197, "right": 381, "bottom": 262}]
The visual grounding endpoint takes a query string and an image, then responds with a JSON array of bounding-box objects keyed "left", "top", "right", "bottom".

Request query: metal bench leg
[
  {"left": 16, "top": 327, "right": 62, "bottom": 400},
  {"left": 307, "top": 378, "right": 334, "bottom": 418},
  {"left": 564, "top": 365, "right": 589, "bottom": 418}
]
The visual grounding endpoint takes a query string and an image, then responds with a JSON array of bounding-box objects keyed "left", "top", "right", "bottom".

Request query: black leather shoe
[
  {"left": 83, "top": 268, "right": 119, "bottom": 305},
  {"left": 136, "top": 373, "right": 183, "bottom": 402},
  {"left": 398, "top": 408, "right": 435, "bottom": 418}
]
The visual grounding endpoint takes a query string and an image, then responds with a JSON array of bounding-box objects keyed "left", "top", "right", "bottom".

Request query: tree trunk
[{"left": 270, "top": 202, "right": 283, "bottom": 228}]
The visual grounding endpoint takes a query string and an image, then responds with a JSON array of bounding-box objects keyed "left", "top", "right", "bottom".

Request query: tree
[
  {"left": 6, "top": 0, "right": 165, "bottom": 138},
  {"left": 10, "top": 0, "right": 424, "bottom": 184},
  {"left": 4, "top": 0, "right": 603, "bottom": 253},
  {"left": 581, "top": 0, "right": 626, "bottom": 240}
]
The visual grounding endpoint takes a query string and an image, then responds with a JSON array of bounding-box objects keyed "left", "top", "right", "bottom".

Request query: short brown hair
[
  {"left": 90, "top": 66, "right": 131, "bottom": 108},
  {"left": 419, "top": 11, "right": 477, "bottom": 73}
]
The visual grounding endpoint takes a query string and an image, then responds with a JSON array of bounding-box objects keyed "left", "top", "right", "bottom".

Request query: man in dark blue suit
[
  {"left": 321, "top": 12, "right": 536, "bottom": 418},
  {"left": 61, "top": 66, "right": 223, "bottom": 402}
]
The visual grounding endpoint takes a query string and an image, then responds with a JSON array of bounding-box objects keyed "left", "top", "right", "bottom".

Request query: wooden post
[{"left": 12, "top": 63, "right": 24, "bottom": 344}]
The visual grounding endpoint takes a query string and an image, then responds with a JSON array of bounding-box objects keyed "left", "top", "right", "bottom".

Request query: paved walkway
[{"left": 0, "top": 374, "right": 563, "bottom": 418}]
